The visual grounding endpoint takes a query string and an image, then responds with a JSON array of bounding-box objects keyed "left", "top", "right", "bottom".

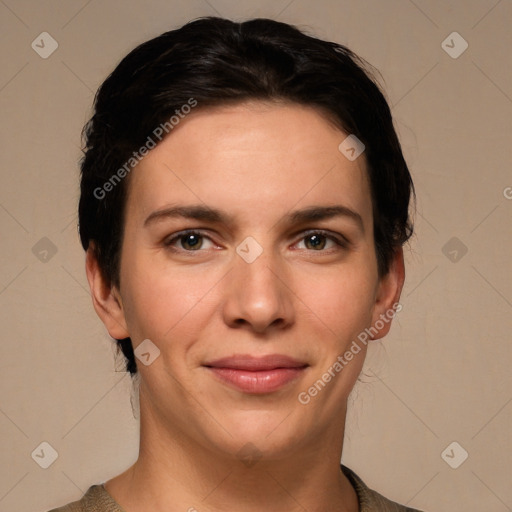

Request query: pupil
[
  {"left": 307, "top": 234, "right": 325, "bottom": 249},
  {"left": 184, "top": 234, "right": 201, "bottom": 248}
]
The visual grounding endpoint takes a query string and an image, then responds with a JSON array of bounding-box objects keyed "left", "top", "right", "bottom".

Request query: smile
[{"left": 204, "top": 354, "right": 309, "bottom": 394}]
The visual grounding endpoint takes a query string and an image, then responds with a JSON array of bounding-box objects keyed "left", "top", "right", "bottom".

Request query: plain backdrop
[{"left": 0, "top": 1, "right": 511, "bottom": 511}]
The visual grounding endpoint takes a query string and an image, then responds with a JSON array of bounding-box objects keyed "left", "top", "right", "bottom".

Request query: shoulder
[
  {"left": 47, "top": 485, "right": 125, "bottom": 512},
  {"left": 49, "top": 470, "right": 425, "bottom": 512},
  {"left": 341, "top": 465, "right": 425, "bottom": 512}
]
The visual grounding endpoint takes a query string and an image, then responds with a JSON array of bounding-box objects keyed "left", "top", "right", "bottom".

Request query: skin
[{"left": 86, "top": 101, "right": 405, "bottom": 512}]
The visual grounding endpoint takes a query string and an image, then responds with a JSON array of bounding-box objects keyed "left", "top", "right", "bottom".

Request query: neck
[{"left": 105, "top": 394, "right": 359, "bottom": 512}]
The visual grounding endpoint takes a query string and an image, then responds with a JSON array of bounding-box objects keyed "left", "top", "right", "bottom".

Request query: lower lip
[{"left": 207, "top": 367, "right": 306, "bottom": 394}]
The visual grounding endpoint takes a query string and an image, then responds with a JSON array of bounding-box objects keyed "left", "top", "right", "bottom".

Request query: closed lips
[
  {"left": 204, "top": 355, "right": 309, "bottom": 394},
  {"left": 204, "top": 355, "right": 308, "bottom": 371}
]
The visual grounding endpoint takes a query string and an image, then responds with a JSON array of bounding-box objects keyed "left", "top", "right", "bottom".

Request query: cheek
[
  {"left": 293, "top": 261, "right": 378, "bottom": 343},
  {"left": 292, "top": 267, "right": 376, "bottom": 408},
  {"left": 119, "top": 251, "right": 222, "bottom": 351}
]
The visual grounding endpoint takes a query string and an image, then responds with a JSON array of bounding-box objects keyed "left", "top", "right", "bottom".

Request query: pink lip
[{"left": 204, "top": 355, "right": 308, "bottom": 394}]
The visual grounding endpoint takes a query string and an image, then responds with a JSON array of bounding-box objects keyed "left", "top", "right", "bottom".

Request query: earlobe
[
  {"left": 370, "top": 247, "right": 405, "bottom": 340},
  {"left": 85, "top": 245, "right": 130, "bottom": 340}
]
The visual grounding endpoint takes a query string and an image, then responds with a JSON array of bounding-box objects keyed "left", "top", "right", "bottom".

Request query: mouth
[{"left": 203, "top": 354, "right": 309, "bottom": 394}]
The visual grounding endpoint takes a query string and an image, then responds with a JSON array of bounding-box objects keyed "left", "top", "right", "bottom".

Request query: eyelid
[
  {"left": 163, "top": 229, "right": 220, "bottom": 250},
  {"left": 292, "top": 229, "right": 350, "bottom": 248},
  {"left": 163, "top": 228, "right": 350, "bottom": 252}
]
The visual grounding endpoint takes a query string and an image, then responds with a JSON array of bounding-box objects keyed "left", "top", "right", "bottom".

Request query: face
[{"left": 89, "top": 101, "right": 403, "bottom": 461}]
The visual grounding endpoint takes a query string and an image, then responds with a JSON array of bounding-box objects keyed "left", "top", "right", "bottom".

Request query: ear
[
  {"left": 369, "top": 247, "right": 405, "bottom": 340},
  {"left": 85, "top": 245, "right": 130, "bottom": 340}
]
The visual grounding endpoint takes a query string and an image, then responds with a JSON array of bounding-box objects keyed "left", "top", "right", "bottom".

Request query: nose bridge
[
  {"left": 241, "top": 252, "right": 279, "bottom": 292},
  {"left": 222, "top": 237, "right": 293, "bottom": 331},
  {"left": 235, "top": 240, "right": 283, "bottom": 301}
]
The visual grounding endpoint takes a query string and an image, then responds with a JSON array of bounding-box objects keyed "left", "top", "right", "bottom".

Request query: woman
[{"left": 51, "top": 16, "right": 421, "bottom": 511}]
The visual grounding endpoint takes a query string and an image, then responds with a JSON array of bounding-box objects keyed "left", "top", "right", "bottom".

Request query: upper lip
[{"left": 204, "top": 354, "right": 308, "bottom": 371}]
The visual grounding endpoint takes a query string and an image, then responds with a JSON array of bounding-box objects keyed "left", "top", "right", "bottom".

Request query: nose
[{"left": 221, "top": 246, "right": 295, "bottom": 334}]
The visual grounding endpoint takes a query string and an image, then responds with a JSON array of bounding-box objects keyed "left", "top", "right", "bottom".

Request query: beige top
[{"left": 48, "top": 465, "right": 423, "bottom": 512}]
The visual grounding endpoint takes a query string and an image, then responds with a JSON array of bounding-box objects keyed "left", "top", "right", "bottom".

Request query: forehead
[{"left": 126, "top": 101, "right": 372, "bottom": 228}]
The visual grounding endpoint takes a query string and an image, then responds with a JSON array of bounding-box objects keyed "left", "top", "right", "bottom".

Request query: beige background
[{"left": 1, "top": 0, "right": 511, "bottom": 511}]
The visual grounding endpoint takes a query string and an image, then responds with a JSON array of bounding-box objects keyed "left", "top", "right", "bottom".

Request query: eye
[
  {"left": 164, "top": 230, "right": 216, "bottom": 251},
  {"left": 295, "top": 231, "right": 347, "bottom": 251}
]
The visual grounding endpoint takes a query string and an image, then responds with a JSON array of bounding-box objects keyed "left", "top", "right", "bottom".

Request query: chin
[{"left": 201, "top": 408, "right": 312, "bottom": 462}]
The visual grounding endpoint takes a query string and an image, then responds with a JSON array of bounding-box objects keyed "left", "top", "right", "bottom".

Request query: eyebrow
[
  {"left": 144, "top": 204, "right": 364, "bottom": 233},
  {"left": 144, "top": 205, "right": 227, "bottom": 227},
  {"left": 286, "top": 205, "right": 364, "bottom": 233}
]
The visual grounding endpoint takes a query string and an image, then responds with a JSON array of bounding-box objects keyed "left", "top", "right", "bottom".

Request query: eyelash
[{"left": 163, "top": 229, "right": 349, "bottom": 253}]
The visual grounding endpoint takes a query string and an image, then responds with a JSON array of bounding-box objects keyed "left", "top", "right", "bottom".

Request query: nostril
[{"left": 270, "top": 318, "right": 285, "bottom": 328}]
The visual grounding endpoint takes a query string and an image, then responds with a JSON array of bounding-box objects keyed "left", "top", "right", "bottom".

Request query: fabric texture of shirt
[{"left": 48, "top": 464, "right": 424, "bottom": 512}]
